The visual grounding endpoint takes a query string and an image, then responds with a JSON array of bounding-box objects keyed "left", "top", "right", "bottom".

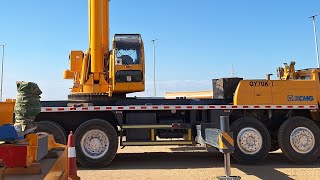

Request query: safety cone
[{"left": 68, "top": 131, "right": 80, "bottom": 180}]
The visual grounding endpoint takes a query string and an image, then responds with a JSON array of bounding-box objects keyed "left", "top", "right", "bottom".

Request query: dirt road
[{"left": 78, "top": 146, "right": 320, "bottom": 180}]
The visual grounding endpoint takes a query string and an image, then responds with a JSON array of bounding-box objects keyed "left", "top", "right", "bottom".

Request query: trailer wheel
[
  {"left": 230, "top": 117, "right": 271, "bottom": 163},
  {"left": 75, "top": 119, "right": 118, "bottom": 168},
  {"left": 35, "top": 121, "right": 67, "bottom": 144},
  {"left": 278, "top": 116, "right": 320, "bottom": 164}
]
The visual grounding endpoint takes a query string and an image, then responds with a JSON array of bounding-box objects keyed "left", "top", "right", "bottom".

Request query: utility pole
[
  {"left": 231, "top": 64, "right": 236, "bottom": 77},
  {"left": 151, "top": 39, "right": 158, "bottom": 97},
  {"left": 0, "top": 44, "right": 6, "bottom": 102},
  {"left": 309, "top": 14, "right": 320, "bottom": 68}
]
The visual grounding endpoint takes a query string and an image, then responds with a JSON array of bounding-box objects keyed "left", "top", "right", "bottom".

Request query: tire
[
  {"left": 278, "top": 116, "right": 320, "bottom": 164},
  {"left": 230, "top": 117, "right": 271, "bottom": 163},
  {"left": 35, "top": 121, "right": 67, "bottom": 144},
  {"left": 75, "top": 119, "right": 118, "bottom": 168}
]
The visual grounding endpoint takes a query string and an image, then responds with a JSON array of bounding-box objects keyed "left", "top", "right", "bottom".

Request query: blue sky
[{"left": 0, "top": 0, "right": 319, "bottom": 100}]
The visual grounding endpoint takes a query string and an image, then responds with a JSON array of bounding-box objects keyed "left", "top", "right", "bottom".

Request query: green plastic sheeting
[{"left": 14, "top": 81, "right": 42, "bottom": 124}]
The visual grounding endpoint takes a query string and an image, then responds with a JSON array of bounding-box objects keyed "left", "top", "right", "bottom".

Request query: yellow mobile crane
[
  {"left": 63, "top": 0, "right": 145, "bottom": 99},
  {"left": 19, "top": 0, "right": 320, "bottom": 168}
]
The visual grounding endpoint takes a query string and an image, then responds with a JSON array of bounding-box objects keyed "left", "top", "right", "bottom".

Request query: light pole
[
  {"left": 0, "top": 44, "right": 6, "bottom": 102},
  {"left": 151, "top": 39, "right": 158, "bottom": 97},
  {"left": 309, "top": 14, "right": 320, "bottom": 68}
]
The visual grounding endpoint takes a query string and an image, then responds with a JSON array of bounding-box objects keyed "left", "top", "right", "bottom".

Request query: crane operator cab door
[{"left": 109, "top": 34, "right": 145, "bottom": 94}]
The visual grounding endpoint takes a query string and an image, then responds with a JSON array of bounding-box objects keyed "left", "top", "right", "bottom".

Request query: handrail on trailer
[{"left": 40, "top": 104, "right": 318, "bottom": 112}]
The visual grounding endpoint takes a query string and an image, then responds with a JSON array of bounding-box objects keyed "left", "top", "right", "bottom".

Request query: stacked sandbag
[{"left": 14, "top": 81, "right": 42, "bottom": 126}]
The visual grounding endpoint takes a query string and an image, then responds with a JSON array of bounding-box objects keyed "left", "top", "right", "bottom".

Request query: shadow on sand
[{"left": 79, "top": 151, "right": 320, "bottom": 180}]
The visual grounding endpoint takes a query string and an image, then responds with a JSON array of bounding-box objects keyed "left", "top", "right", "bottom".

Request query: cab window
[
  {"left": 297, "top": 75, "right": 311, "bottom": 80},
  {"left": 116, "top": 42, "right": 141, "bottom": 65}
]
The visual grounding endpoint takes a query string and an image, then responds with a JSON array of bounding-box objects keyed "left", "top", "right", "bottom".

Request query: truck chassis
[{"left": 35, "top": 98, "right": 320, "bottom": 167}]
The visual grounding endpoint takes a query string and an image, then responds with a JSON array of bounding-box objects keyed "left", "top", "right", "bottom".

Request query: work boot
[{"left": 14, "top": 120, "right": 37, "bottom": 137}]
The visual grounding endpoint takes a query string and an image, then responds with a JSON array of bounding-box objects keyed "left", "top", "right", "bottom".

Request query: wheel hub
[
  {"left": 290, "top": 127, "right": 315, "bottom": 154},
  {"left": 237, "top": 127, "right": 262, "bottom": 155},
  {"left": 81, "top": 129, "right": 110, "bottom": 159},
  {"left": 246, "top": 136, "right": 255, "bottom": 145},
  {"left": 89, "top": 138, "right": 102, "bottom": 151},
  {"left": 300, "top": 135, "right": 308, "bottom": 145}
]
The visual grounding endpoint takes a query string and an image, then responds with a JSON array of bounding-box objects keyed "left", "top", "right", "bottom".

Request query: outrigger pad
[{"left": 0, "top": 124, "right": 24, "bottom": 141}]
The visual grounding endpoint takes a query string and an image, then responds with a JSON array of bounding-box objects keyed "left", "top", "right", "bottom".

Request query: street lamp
[
  {"left": 151, "top": 39, "right": 158, "bottom": 97},
  {"left": 0, "top": 44, "right": 6, "bottom": 102},
  {"left": 309, "top": 14, "right": 320, "bottom": 68}
]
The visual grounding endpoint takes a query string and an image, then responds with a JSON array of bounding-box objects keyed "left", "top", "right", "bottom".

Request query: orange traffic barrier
[{"left": 67, "top": 131, "right": 80, "bottom": 180}]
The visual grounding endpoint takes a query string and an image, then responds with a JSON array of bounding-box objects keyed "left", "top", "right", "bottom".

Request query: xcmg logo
[{"left": 287, "top": 95, "right": 314, "bottom": 101}]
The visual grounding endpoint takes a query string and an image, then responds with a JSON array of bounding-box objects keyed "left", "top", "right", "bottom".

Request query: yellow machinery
[
  {"left": 63, "top": 0, "right": 145, "bottom": 99},
  {"left": 234, "top": 61, "right": 319, "bottom": 105},
  {"left": 0, "top": 100, "right": 69, "bottom": 179},
  {"left": 0, "top": 99, "right": 15, "bottom": 126}
]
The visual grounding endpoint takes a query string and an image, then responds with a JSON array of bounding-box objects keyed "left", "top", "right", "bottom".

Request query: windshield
[
  {"left": 297, "top": 75, "right": 311, "bottom": 80},
  {"left": 116, "top": 42, "right": 141, "bottom": 65}
]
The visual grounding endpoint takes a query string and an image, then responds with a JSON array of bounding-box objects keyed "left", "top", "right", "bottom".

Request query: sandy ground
[{"left": 78, "top": 146, "right": 320, "bottom": 180}]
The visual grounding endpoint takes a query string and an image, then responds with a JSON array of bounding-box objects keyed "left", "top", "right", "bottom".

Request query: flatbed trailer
[
  {"left": 1, "top": 145, "right": 68, "bottom": 180},
  {"left": 34, "top": 98, "right": 320, "bottom": 168}
]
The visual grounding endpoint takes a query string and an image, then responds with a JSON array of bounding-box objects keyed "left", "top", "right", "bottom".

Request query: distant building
[{"left": 165, "top": 91, "right": 213, "bottom": 99}]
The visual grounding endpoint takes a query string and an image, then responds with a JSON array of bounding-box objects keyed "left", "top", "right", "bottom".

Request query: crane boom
[
  {"left": 90, "top": 0, "right": 103, "bottom": 75},
  {"left": 102, "top": 0, "right": 109, "bottom": 54}
]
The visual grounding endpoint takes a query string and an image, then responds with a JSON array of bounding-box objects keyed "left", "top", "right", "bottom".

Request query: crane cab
[{"left": 109, "top": 34, "right": 145, "bottom": 94}]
